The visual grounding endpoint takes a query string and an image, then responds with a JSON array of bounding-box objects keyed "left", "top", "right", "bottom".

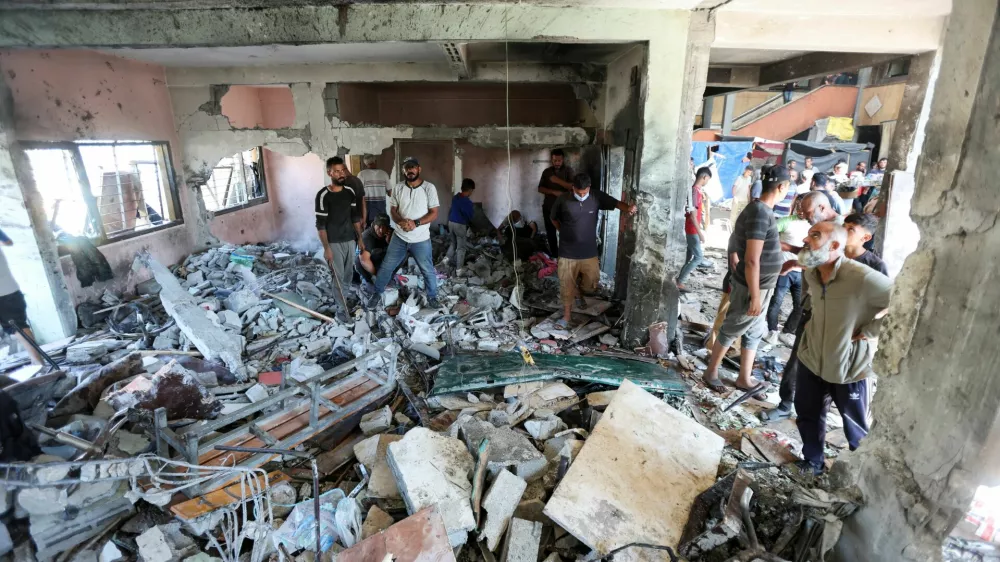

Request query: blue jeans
[
  {"left": 766, "top": 270, "right": 803, "bottom": 333},
  {"left": 677, "top": 234, "right": 703, "bottom": 284},
  {"left": 373, "top": 236, "right": 437, "bottom": 298}
]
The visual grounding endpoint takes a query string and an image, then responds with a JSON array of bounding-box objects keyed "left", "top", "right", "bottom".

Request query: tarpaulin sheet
[
  {"left": 692, "top": 141, "right": 754, "bottom": 201},
  {"left": 784, "top": 141, "right": 871, "bottom": 175}
]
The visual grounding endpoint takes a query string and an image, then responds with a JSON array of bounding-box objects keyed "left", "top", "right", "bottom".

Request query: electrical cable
[{"left": 502, "top": 9, "right": 527, "bottom": 336}]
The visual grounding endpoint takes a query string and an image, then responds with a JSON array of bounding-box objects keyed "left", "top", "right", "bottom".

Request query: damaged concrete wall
[
  {"left": 0, "top": 49, "right": 199, "bottom": 316},
  {"left": 460, "top": 144, "right": 552, "bottom": 229},
  {"left": 836, "top": 2, "right": 1000, "bottom": 561}
]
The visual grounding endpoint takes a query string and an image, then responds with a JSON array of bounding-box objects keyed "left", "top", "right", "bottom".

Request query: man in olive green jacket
[{"left": 793, "top": 221, "right": 892, "bottom": 475}]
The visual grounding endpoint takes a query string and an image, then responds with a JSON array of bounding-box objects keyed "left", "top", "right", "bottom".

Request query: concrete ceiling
[
  {"left": 705, "top": 0, "right": 952, "bottom": 16},
  {"left": 709, "top": 48, "right": 808, "bottom": 65},
  {"left": 103, "top": 43, "right": 448, "bottom": 67}
]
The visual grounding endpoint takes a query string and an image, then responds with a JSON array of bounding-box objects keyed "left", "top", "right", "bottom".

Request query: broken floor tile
[
  {"left": 387, "top": 428, "right": 476, "bottom": 547},
  {"left": 457, "top": 417, "right": 548, "bottom": 482},
  {"left": 480, "top": 470, "right": 528, "bottom": 551},
  {"left": 361, "top": 505, "right": 395, "bottom": 540},
  {"left": 339, "top": 507, "right": 455, "bottom": 562}
]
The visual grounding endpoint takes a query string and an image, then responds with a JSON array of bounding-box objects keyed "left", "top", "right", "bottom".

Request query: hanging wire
[{"left": 502, "top": 9, "right": 527, "bottom": 336}]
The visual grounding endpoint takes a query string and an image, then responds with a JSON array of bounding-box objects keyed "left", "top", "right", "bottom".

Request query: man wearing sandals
[
  {"left": 702, "top": 166, "right": 789, "bottom": 393},
  {"left": 791, "top": 221, "right": 892, "bottom": 475}
]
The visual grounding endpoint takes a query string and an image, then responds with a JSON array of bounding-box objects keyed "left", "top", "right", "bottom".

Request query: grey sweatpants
[
  {"left": 447, "top": 222, "right": 470, "bottom": 268},
  {"left": 328, "top": 240, "right": 356, "bottom": 311}
]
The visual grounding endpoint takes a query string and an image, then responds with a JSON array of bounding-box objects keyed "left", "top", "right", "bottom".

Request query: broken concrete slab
[
  {"left": 353, "top": 434, "right": 404, "bottom": 499},
  {"left": 107, "top": 361, "right": 222, "bottom": 420},
  {"left": 30, "top": 495, "right": 134, "bottom": 561},
  {"left": 339, "top": 507, "right": 456, "bottom": 562},
  {"left": 585, "top": 390, "right": 616, "bottom": 409},
  {"left": 361, "top": 505, "right": 395, "bottom": 539},
  {"left": 524, "top": 416, "right": 568, "bottom": 441},
  {"left": 457, "top": 417, "right": 548, "bottom": 482},
  {"left": 500, "top": 518, "right": 542, "bottom": 562},
  {"left": 137, "top": 255, "right": 247, "bottom": 380},
  {"left": 480, "top": 470, "right": 528, "bottom": 551},
  {"left": 386, "top": 428, "right": 476, "bottom": 547},
  {"left": 359, "top": 406, "right": 392, "bottom": 436},
  {"left": 544, "top": 380, "right": 724, "bottom": 557},
  {"left": 136, "top": 523, "right": 198, "bottom": 562}
]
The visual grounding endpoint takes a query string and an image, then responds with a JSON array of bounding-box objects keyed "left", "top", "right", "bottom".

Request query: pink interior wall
[
  {"left": 258, "top": 87, "right": 295, "bottom": 129},
  {"left": 268, "top": 152, "right": 327, "bottom": 251},
  {"left": 0, "top": 49, "right": 197, "bottom": 306},
  {"left": 460, "top": 144, "right": 553, "bottom": 228},
  {"left": 220, "top": 85, "right": 265, "bottom": 129}
]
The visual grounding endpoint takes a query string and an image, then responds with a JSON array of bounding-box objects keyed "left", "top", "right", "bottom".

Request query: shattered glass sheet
[{"left": 431, "top": 352, "right": 685, "bottom": 396}]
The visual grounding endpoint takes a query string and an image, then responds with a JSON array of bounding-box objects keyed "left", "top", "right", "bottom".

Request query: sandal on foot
[{"left": 703, "top": 377, "right": 726, "bottom": 392}]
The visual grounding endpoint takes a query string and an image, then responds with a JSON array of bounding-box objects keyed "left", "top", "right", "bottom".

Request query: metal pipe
[
  {"left": 29, "top": 423, "right": 103, "bottom": 455},
  {"left": 9, "top": 321, "right": 60, "bottom": 370},
  {"left": 213, "top": 445, "right": 313, "bottom": 460},
  {"left": 312, "top": 459, "right": 321, "bottom": 555}
]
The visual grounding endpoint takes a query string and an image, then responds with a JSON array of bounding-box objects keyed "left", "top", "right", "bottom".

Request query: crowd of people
[{"left": 683, "top": 158, "right": 894, "bottom": 477}]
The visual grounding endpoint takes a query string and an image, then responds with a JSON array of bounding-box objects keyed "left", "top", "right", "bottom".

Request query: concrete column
[
  {"left": 851, "top": 66, "right": 873, "bottom": 137},
  {"left": 701, "top": 96, "right": 714, "bottom": 128},
  {"left": 0, "top": 79, "right": 77, "bottom": 342},
  {"left": 622, "top": 11, "right": 713, "bottom": 345},
  {"left": 720, "top": 93, "right": 736, "bottom": 135},
  {"left": 836, "top": 2, "right": 1000, "bottom": 561}
]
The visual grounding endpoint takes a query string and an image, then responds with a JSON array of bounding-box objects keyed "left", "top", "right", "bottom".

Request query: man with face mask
[
  {"left": 499, "top": 210, "right": 537, "bottom": 262},
  {"left": 316, "top": 156, "right": 365, "bottom": 318},
  {"left": 550, "top": 173, "right": 636, "bottom": 328},
  {"left": 792, "top": 221, "right": 893, "bottom": 476},
  {"left": 538, "top": 149, "right": 574, "bottom": 258},
  {"left": 368, "top": 157, "right": 441, "bottom": 308}
]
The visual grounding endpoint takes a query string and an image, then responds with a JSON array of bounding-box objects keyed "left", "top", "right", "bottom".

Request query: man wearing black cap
[
  {"left": 703, "top": 165, "right": 790, "bottom": 393},
  {"left": 537, "top": 149, "right": 574, "bottom": 258},
  {"left": 367, "top": 157, "right": 442, "bottom": 308}
]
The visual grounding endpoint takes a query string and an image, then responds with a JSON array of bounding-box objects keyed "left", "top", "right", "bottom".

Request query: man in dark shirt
[
  {"left": 537, "top": 149, "right": 574, "bottom": 259},
  {"left": 316, "top": 156, "right": 365, "bottom": 317},
  {"left": 550, "top": 173, "right": 636, "bottom": 328},
  {"left": 356, "top": 214, "right": 392, "bottom": 287},
  {"left": 704, "top": 166, "right": 790, "bottom": 392},
  {"left": 499, "top": 210, "right": 538, "bottom": 262},
  {"left": 446, "top": 178, "right": 476, "bottom": 271},
  {"left": 844, "top": 213, "right": 888, "bottom": 275}
]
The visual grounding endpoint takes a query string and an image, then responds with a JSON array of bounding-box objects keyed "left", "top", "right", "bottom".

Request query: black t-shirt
[
  {"left": 315, "top": 185, "right": 361, "bottom": 243},
  {"left": 357, "top": 226, "right": 389, "bottom": 268},
  {"left": 502, "top": 222, "right": 534, "bottom": 241},
  {"left": 852, "top": 250, "right": 888, "bottom": 276},
  {"left": 346, "top": 176, "right": 366, "bottom": 210},
  {"left": 550, "top": 191, "right": 617, "bottom": 260},
  {"left": 539, "top": 166, "right": 574, "bottom": 207},
  {"left": 730, "top": 200, "right": 782, "bottom": 290}
]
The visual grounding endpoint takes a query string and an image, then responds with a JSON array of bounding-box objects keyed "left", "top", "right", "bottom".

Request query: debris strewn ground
[{"left": 0, "top": 235, "right": 888, "bottom": 561}]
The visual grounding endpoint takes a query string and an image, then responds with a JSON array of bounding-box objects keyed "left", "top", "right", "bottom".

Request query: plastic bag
[
  {"left": 272, "top": 489, "right": 346, "bottom": 552},
  {"left": 333, "top": 497, "right": 363, "bottom": 547}
]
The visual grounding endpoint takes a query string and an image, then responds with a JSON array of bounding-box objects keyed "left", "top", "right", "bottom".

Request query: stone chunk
[
  {"left": 361, "top": 505, "right": 395, "bottom": 539},
  {"left": 360, "top": 406, "right": 392, "bottom": 436},
  {"left": 458, "top": 418, "right": 548, "bottom": 482},
  {"left": 136, "top": 523, "right": 197, "bottom": 562},
  {"left": 480, "top": 470, "right": 528, "bottom": 551},
  {"left": 353, "top": 434, "right": 404, "bottom": 499},
  {"left": 225, "top": 289, "right": 260, "bottom": 314},
  {"left": 524, "top": 416, "right": 568, "bottom": 441},
  {"left": 66, "top": 342, "right": 109, "bottom": 364},
  {"left": 586, "top": 390, "right": 616, "bottom": 409},
  {"left": 218, "top": 310, "right": 242, "bottom": 330},
  {"left": 245, "top": 383, "right": 269, "bottom": 403},
  {"left": 501, "top": 518, "right": 542, "bottom": 562},
  {"left": 387, "top": 428, "right": 476, "bottom": 546}
]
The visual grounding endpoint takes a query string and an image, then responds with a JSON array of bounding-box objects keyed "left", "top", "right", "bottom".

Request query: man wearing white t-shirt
[
  {"left": 368, "top": 157, "right": 441, "bottom": 308},
  {"left": 357, "top": 155, "right": 391, "bottom": 227}
]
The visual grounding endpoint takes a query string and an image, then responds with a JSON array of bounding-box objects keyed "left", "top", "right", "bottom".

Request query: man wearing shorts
[
  {"left": 703, "top": 166, "right": 789, "bottom": 392},
  {"left": 549, "top": 173, "right": 636, "bottom": 329},
  {"left": 0, "top": 228, "right": 41, "bottom": 365}
]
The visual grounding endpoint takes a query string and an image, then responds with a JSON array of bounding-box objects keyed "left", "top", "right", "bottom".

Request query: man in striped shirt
[
  {"left": 357, "top": 155, "right": 391, "bottom": 227},
  {"left": 703, "top": 165, "right": 790, "bottom": 393}
]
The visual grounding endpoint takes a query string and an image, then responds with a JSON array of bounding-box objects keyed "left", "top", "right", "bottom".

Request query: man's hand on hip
[{"left": 748, "top": 294, "right": 763, "bottom": 316}]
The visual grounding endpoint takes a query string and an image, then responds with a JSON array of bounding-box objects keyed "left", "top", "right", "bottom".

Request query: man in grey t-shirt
[{"left": 703, "top": 166, "right": 789, "bottom": 393}]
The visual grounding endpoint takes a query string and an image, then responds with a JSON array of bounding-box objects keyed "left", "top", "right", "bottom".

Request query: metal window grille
[{"left": 201, "top": 147, "right": 267, "bottom": 212}]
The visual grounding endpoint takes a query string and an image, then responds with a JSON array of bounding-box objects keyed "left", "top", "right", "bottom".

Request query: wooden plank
[
  {"left": 171, "top": 471, "right": 291, "bottom": 520},
  {"left": 338, "top": 507, "right": 456, "bottom": 562},
  {"left": 544, "top": 380, "right": 724, "bottom": 556}
]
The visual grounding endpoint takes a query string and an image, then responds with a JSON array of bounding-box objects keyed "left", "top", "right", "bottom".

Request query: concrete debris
[
  {"left": 354, "top": 434, "right": 404, "bottom": 499},
  {"left": 136, "top": 523, "right": 198, "bottom": 562},
  {"left": 339, "top": 507, "right": 456, "bottom": 562},
  {"left": 386, "top": 428, "right": 476, "bottom": 547},
  {"left": 359, "top": 406, "right": 392, "bottom": 436},
  {"left": 361, "top": 505, "right": 396, "bottom": 539},
  {"left": 99, "top": 541, "right": 124, "bottom": 562},
  {"left": 524, "top": 415, "right": 568, "bottom": 441},
  {"left": 480, "top": 470, "right": 528, "bottom": 551},
  {"left": 457, "top": 417, "right": 548, "bottom": 482},
  {"left": 501, "top": 518, "right": 542, "bottom": 562},
  {"left": 106, "top": 360, "right": 222, "bottom": 419}
]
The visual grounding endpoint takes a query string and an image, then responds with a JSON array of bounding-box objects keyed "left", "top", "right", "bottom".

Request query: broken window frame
[
  {"left": 22, "top": 140, "right": 183, "bottom": 245},
  {"left": 198, "top": 146, "right": 269, "bottom": 216}
]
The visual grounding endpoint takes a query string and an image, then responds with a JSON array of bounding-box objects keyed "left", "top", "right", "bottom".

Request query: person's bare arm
[
  {"left": 729, "top": 251, "right": 739, "bottom": 271},
  {"left": 318, "top": 230, "right": 333, "bottom": 265},
  {"left": 390, "top": 205, "right": 411, "bottom": 232},
  {"left": 549, "top": 176, "right": 574, "bottom": 190},
  {"left": 744, "top": 238, "right": 764, "bottom": 316},
  {"left": 538, "top": 185, "right": 563, "bottom": 197},
  {"left": 353, "top": 221, "right": 365, "bottom": 253},
  {"left": 529, "top": 222, "right": 538, "bottom": 236},
  {"left": 361, "top": 199, "right": 367, "bottom": 229},
  {"left": 415, "top": 206, "right": 438, "bottom": 227},
  {"left": 551, "top": 219, "right": 561, "bottom": 231}
]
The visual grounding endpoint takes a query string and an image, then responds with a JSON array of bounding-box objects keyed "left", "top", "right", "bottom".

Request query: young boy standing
[
  {"left": 676, "top": 167, "right": 712, "bottom": 292},
  {"left": 843, "top": 213, "right": 888, "bottom": 275},
  {"left": 446, "top": 178, "right": 476, "bottom": 272}
]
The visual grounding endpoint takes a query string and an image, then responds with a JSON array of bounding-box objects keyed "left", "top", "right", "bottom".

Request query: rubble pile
[{"left": 0, "top": 239, "right": 872, "bottom": 561}]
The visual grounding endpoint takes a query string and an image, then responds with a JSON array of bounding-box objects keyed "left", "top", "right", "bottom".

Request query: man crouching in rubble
[
  {"left": 550, "top": 173, "right": 636, "bottom": 329},
  {"left": 791, "top": 221, "right": 892, "bottom": 476},
  {"left": 356, "top": 213, "right": 392, "bottom": 291},
  {"left": 366, "top": 157, "right": 442, "bottom": 309}
]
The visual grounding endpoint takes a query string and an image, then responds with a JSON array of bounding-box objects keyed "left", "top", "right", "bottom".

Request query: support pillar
[
  {"left": 701, "top": 96, "right": 714, "bottom": 128},
  {"left": 622, "top": 11, "right": 713, "bottom": 345},
  {"left": 836, "top": 2, "right": 1000, "bottom": 561},
  {"left": 720, "top": 93, "right": 736, "bottom": 135},
  {"left": 0, "top": 76, "right": 77, "bottom": 342},
  {"left": 851, "top": 66, "right": 872, "bottom": 138}
]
